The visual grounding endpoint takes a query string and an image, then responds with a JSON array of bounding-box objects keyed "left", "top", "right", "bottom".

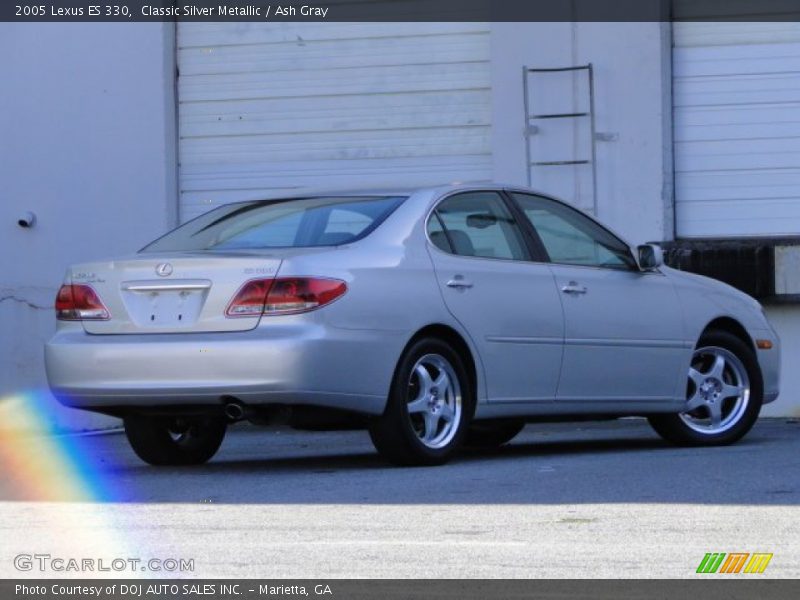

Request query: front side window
[
  {"left": 511, "top": 193, "right": 636, "bottom": 270},
  {"left": 427, "top": 192, "right": 529, "bottom": 261},
  {"left": 141, "top": 196, "right": 405, "bottom": 252}
]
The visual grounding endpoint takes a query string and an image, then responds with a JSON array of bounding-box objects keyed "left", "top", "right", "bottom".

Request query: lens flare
[
  {"left": 0, "top": 390, "right": 119, "bottom": 502},
  {"left": 0, "top": 390, "right": 145, "bottom": 579}
]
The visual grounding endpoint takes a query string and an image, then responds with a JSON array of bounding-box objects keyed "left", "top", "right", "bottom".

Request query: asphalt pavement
[{"left": 1, "top": 418, "right": 798, "bottom": 577}]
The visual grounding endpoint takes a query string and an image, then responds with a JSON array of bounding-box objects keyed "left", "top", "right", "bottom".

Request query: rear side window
[
  {"left": 427, "top": 192, "right": 529, "bottom": 261},
  {"left": 141, "top": 196, "right": 405, "bottom": 252}
]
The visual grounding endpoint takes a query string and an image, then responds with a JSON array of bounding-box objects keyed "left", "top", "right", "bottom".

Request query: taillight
[
  {"left": 225, "top": 277, "right": 347, "bottom": 318},
  {"left": 225, "top": 279, "right": 272, "bottom": 317},
  {"left": 55, "top": 284, "right": 110, "bottom": 321},
  {"left": 265, "top": 278, "right": 347, "bottom": 315}
]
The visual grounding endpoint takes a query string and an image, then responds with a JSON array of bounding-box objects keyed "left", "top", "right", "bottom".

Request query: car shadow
[
  {"left": 4, "top": 420, "right": 795, "bottom": 506},
  {"left": 95, "top": 424, "right": 800, "bottom": 506},
  {"left": 196, "top": 435, "right": 671, "bottom": 473}
]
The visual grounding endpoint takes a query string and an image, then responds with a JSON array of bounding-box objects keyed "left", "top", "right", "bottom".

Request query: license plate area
[{"left": 121, "top": 280, "right": 211, "bottom": 328}]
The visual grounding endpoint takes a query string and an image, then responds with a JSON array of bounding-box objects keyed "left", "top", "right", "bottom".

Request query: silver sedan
[{"left": 45, "top": 185, "right": 780, "bottom": 466}]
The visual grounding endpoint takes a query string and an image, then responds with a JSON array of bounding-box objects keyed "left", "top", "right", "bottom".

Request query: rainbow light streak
[
  {"left": 0, "top": 390, "right": 120, "bottom": 502},
  {"left": 0, "top": 390, "right": 146, "bottom": 579}
]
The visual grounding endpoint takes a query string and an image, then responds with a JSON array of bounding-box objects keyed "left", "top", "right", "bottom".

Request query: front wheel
[
  {"left": 123, "top": 415, "right": 227, "bottom": 466},
  {"left": 648, "top": 330, "right": 763, "bottom": 446},
  {"left": 369, "top": 338, "right": 474, "bottom": 466}
]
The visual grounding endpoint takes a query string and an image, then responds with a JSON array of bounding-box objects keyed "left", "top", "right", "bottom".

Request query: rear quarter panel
[{"left": 273, "top": 190, "right": 487, "bottom": 405}]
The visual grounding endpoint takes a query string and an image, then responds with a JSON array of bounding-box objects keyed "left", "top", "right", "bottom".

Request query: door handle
[
  {"left": 561, "top": 281, "right": 587, "bottom": 295},
  {"left": 446, "top": 278, "right": 474, "bottom": 289}
]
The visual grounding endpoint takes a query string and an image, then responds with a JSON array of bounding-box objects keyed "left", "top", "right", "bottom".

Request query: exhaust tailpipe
[{"left": 224, "top": 401, "right": 246, "bottom": 422}]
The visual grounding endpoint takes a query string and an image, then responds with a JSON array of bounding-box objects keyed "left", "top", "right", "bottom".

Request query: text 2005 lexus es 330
[{"left": 45, "top": 185, "right": 780, "bottom": 466}]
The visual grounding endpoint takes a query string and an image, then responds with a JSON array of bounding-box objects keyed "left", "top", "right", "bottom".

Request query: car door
[
  {"left": 426, "top": 191, "right": 564, "bottom": 402},
  {"left": 509, "top": 192, "right": 687, "bottom": 402}
]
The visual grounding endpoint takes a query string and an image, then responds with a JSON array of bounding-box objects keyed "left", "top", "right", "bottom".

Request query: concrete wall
[
  {"left": 490, "top": 22, "right": 674, "bottom": 245},
  {"left": 0, "top": 23, "right": 177, "bottom": 431}
]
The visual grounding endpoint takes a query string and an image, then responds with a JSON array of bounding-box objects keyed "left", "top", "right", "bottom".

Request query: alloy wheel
[
  {"left": 680, "top": 346, "right": 750, "bottom": 434},
  {"left": 406, "top": 353, "right": 462, "bottom": 449}
]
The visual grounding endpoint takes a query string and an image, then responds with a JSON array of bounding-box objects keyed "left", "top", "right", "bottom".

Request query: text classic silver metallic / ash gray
[{"left": 45, "top": 185, "right": 780, "bottom": 466}]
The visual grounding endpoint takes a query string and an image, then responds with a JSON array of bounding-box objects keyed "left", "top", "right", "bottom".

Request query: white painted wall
[
  {"left": 177, "top": 22, "right": 493, "bottom": 221},
  {"left": 490, "top": 22, "right": 674, "bottom": 245},
  {"left": 0, "top": 23, "right": 177, "bottom": 431},
  {"left": 673, "top": 22, "right": 800, "bottom": 237}
]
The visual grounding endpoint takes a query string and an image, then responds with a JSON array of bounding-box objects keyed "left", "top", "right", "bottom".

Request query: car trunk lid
[{"left": 71, "top": 251, "right": 283, "bottom": 334}]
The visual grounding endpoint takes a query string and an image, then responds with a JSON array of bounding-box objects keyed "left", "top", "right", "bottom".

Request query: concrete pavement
[{"left": 1, "top": 418, "right": 798, "bottom": 577}]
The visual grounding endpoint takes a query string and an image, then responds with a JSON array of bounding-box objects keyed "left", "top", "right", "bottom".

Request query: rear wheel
[
  {"left": 648, "top": 330, "right": 762, "bottom": 446},
  {"left": 123, "top": 415, "right": 226, "bottom": 466},
  {"left": 369, "top": 338, "right": 473, "bottom": 466},
  {"left": 465, "top": 419, "right": 525, "bottom": 448}
]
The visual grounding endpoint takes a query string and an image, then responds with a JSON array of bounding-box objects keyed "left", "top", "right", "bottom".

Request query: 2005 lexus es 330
[{"left": 45, "top": 185, "right": 780, "bottom": 466}]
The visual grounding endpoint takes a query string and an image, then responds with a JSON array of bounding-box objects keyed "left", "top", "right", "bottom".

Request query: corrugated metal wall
[
  {"left": 673, "top": 22, "right": 800, "bottom": 237},
  {"left": 176, "top": 23, "right": 492, "bottom": 221}
]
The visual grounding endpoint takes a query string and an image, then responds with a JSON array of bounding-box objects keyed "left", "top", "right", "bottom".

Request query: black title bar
[
  {"left": 3, "top": 0, "right": 800, "bottom": 22},
  {"left": 4, "top": 579, "right": 800, "bottom": 600}
]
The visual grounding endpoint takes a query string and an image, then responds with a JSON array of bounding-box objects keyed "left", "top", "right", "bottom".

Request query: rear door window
[{"left": 427, "top": 192, "right": 529, "bottom": 261}]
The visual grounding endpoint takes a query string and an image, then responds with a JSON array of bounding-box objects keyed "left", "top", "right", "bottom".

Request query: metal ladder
[{"left": 523, "top": 64, "right": 598, "bottom": 214}]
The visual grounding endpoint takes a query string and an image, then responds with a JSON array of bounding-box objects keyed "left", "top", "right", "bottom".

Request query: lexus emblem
[{"left": 155, "top": 263, "right": 173, "bottom": 277}]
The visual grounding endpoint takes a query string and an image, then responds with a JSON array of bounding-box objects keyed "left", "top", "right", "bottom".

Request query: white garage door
[
  {"left": 176, "top": 23, "right": 492, "bottom": 221},
  {"left": 673, "top": 22, "right": 800, "bottom": 237}
]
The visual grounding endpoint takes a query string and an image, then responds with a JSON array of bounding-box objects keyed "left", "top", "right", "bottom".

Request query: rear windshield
[{"left": 141, "top": 196, "right": 405, "bottom": 253}]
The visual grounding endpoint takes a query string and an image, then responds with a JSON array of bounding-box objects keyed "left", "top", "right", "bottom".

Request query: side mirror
[{"left": 637, "top": 244, "right": 664, "bottom": 271}]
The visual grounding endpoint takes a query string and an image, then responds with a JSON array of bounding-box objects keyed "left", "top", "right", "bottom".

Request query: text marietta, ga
[{"left": 142, "top": 5, "right": 330, "bottom": 17}]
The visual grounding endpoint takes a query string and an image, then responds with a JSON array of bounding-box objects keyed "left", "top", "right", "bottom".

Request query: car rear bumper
[{"left": 45, "top": 322, "right": 400, "bottom": 415}]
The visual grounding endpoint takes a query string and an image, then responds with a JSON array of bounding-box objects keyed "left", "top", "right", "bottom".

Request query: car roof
[{"left": 247, "top": 182, "right": 552, "bottom": 201}]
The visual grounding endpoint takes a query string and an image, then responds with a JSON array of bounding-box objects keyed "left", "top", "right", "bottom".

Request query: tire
[
  {"left": 123, "top": 415, "right": 227, "bottom": 466},
  {"left": 465, "top": 419, "right": 525, "bottom": 448},
  {"left": 648, "top": 330, "right": 763, "bottom": 446},
  {"left": 369, "top": 337, "right": 474, "bottom": 466}
]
